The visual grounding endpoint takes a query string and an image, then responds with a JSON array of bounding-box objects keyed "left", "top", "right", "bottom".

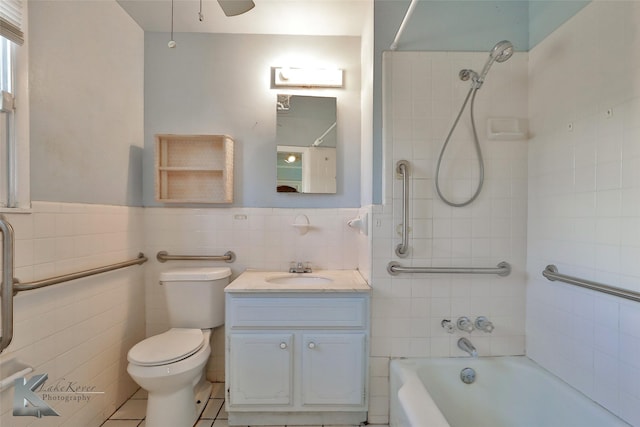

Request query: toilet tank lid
[{"left": 160, "top": 267, "right": 232, "bottom": 281}]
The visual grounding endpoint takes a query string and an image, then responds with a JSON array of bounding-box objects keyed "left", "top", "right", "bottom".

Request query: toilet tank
[{"left": 160, "top": 267, "right": 232, "bottom": 329}]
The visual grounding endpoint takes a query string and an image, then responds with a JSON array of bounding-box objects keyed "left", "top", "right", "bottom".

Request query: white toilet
[{"left": 127, "top": 267, "right": 231, "bottom": 427}]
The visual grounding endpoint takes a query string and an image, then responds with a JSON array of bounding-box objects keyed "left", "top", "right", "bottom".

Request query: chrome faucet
[
  {"left": 289, "top": 262, "right": 312, "bottom": 273},
  {"left": 456, "top": 316, "right": 475, "bottom": 333},
  {"left": 457, "top": 337, "right": 478, "bottom": 358},
  {"left": 475, "top": 316, "right": 495, "bottom": 333}
]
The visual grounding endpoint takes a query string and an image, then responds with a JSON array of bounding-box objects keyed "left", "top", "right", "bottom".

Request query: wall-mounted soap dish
[
  {"left": 347, "top": 213, "right": 368, "bottom": 236},
  {"left": 292, "top": 214, "right": 311, "bottom": 235},
  {"left": 487, "top": 118, "right": 528, "bottom": 140}
]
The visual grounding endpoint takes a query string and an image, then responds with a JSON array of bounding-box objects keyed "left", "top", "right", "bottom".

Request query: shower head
[
  {"left": 490, "top": 40, "right": 514, "bottom": 63},
  {"left": 474, "top": 40, "right": 514, "bottom": 88}
]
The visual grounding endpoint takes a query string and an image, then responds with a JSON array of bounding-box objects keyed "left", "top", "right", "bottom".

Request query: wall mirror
[{"left": 276, "top": 94, "right": 337, "bottom": 193}]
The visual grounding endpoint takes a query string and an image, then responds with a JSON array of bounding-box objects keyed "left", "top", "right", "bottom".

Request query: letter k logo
[{"left": 13, "top": 374, "right": 60, "bottom": 417}]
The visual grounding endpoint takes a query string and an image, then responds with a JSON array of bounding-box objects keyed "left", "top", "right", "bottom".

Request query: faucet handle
[
  {"left": 456, "top": 316, "right": 474, "bottom": 333},
  {"left": 475, "top": 316, "right": 494, "bottom": 333},
  {"left": 289, "top": 261, "right": 312, "bottom": 273},
  {"left": 441, "top": 319, "right": 455, "bottom": 334}
]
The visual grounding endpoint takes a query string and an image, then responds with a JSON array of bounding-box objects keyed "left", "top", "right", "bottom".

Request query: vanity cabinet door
[
  {"left": 301, "top": 333, "right": 366, "bottom": 406},
  {"left": 228, "top": 333, "right": 293, "bottom": 406}
]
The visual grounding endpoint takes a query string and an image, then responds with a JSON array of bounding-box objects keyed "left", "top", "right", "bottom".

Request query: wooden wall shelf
[{"left": 155, "top": 134, "right": 234, "bottom": 203}]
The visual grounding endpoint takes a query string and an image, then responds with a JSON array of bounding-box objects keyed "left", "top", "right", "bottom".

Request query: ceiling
[{"left": 117, "top": 0, "right": 370, "bottom": 36}]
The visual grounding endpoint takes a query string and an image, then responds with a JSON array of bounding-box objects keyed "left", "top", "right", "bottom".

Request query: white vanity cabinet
[
  {"left": 228, "top": 333, "right": 293, "bottom": 406},
  {"left": 225, "top": 290, "right": 370, "bottom": 426},
  {"left": 301, "top": 332, "right": 366, "bottom": 405}
]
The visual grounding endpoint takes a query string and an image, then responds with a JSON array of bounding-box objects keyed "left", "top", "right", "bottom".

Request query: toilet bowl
[
  {"left": 127, "top": 328, "right": 212, "bottom": 427},
  {"left": 127, "top": 267, "right": 231, "bottom": 427}
]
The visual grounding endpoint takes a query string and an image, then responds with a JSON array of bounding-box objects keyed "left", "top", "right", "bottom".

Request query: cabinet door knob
[
  {"left": 280, "top": 342, "right": 287, "bottom": 349},
  {"left": 308, "top": 342, "right": 316, "bottom": 349}
]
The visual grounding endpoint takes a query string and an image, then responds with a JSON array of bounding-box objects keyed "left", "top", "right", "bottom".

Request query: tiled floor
[
  {"left": 103, "top": 383, "right": 377, "bottom": 427},
  {"left": 103, "top": 383, "right": 228, "bottom": 427}
]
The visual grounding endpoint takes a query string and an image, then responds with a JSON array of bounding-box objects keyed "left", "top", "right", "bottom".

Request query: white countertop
[{"left": 225, "top": 269, "right": 371, "bottom": 293}]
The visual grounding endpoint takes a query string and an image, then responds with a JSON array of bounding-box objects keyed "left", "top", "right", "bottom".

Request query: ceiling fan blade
[{"left": 217, "top": 0, "right": 255, "bottom": 17}]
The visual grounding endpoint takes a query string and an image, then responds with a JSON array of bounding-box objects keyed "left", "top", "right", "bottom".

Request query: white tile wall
[
  {"left": 372, "top": 50, "right": 529, "bottom": 424},
  {"left": 0, "top": 203, "right": 371, "bottom": 425},
  {"left": 142, "top": 206, "right": 369, "bottom": 382},
  {"left": 527, "top": 2, "right": 640, "bottom": 426},
  {"left": 0, "top": 202, "right": 145, "bottom": 426}
]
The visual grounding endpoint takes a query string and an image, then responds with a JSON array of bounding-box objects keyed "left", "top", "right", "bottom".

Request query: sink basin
[
  {"left": 226, "top": 270, "right": 371, "bottom": 292},
  {"left": 266, "top": 275, "right": 333, "bottom": 285}
]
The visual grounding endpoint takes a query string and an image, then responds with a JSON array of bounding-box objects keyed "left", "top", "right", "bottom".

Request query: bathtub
[{"left": 390, "top": 356, "right": 630, "bottom": 427}]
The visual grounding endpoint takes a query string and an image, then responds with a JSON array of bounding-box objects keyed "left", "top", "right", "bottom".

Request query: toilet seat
[{"left": 128, "top": 328, "right": 205, "bottom": 367}]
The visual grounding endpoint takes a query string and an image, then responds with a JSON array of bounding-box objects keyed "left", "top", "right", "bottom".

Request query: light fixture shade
[
  {"left": 273, "top": 67, "right": 344, "bottom": 88},
  {"left": 218, "top": 0, "right": 255, "bottom": 16},
  {"left": 285, "top": 154, "right": 297, "bottom": 163}
]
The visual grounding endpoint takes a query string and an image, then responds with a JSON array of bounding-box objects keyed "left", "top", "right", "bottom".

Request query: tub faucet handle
[
  {"left": 456, "top": 316, "right": 474, "bottom": 333},
  {"left": 441, "top": 319, "right": 455, "bottom": 334},
  {"left": 475, "top": 316, "right": 494, "bottom": 333}
]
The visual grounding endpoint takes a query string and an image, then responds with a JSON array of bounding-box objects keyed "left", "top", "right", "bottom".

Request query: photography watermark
[{"left": 13, "top": 373, "right": 104, "bottom": 418}]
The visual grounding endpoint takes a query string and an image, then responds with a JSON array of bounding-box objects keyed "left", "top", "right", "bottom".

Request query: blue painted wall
[
  {"left": 529, "top": 1, "right": 589, "bottom": 48},
  {"left": 144, "top": 33, "right": 362, "bottom": 208}
]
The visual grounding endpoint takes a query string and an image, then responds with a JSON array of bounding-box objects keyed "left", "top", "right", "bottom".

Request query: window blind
[{"left": 0, "top": 0, "right": 23, "bottom": 46}]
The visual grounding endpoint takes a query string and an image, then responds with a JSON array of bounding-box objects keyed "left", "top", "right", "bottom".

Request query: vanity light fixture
[
  {"left": 284, "top": 154, "right": 297, "bottom": 163},
  {"left": 273, "top": 67, "right": 344, "bottom": 88}
]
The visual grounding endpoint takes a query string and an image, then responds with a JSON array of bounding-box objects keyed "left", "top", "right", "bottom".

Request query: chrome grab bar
[
  {"left": 0, "top": 212, "right": 147, "bottom": 355},
  {"left": 156, "top": 250, "right": 236, "bottom": 263},
  {"left": 395, "top": 160, "right": 410, "bottom": 258},
  {"left": 0, "top": 215, "right": 15, "bottom": 353},
  {"left": 542, "top": 265, "right": 640, "bottom": 303},
  {"left": 13, "top": 253, "right": 148, "bottom": 294},
  {"left": 387, "top": 261, "right": 511, "bottom": 277}
]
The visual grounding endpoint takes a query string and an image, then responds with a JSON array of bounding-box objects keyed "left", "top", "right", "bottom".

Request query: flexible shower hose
[{"left": 435, "top": 86, "right": 484, "bottom": 207}]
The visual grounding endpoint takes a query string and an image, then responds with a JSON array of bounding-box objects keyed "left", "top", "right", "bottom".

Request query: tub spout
[{"left": 458, "top": 337, "right": 478, "bottom": 358}]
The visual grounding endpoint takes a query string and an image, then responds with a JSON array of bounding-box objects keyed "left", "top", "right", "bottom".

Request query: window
[
  {"left": 0, "top": 38, "right": 15, "bottom": 206},
  {"left": 0, "top": 0, "right": 24, "bottom": 208}
]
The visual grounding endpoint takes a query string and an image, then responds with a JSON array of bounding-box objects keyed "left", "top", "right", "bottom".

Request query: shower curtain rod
[{"left": 390, "top": 0, "right": 419, "bottom": 50}]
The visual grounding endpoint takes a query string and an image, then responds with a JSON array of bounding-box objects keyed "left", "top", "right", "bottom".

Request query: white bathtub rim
[
  {"left": 398, "top": 375, "right": 450, "bottom": 427},
  {"left": 389, "top": 355, "right": 630, "bottom": 427}
]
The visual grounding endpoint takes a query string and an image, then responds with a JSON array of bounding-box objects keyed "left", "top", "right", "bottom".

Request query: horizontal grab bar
[
  {"left": 387, "top": 261, "right": 511, "bottom": 277},
  {"left": 13, "top": 253, "right": 148, "bottom": 294},
  {"left": 542, "top": 265, "right": 640, "bottom": 303},
  {"left": 156, "top": 250, "right": 236, "bottom": 263}
]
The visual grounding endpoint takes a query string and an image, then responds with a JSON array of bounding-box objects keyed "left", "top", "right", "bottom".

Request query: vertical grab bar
[
  {"left": 395, "top": 160, "right": 410, "bottom": 257},
  {"left": 0, "top": 215, "right": 15, "bottom": 353}
]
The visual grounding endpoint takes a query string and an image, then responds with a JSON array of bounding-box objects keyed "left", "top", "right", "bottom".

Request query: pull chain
[{"left": 168, "top": 0, "right": 176, "bottom": 48}]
